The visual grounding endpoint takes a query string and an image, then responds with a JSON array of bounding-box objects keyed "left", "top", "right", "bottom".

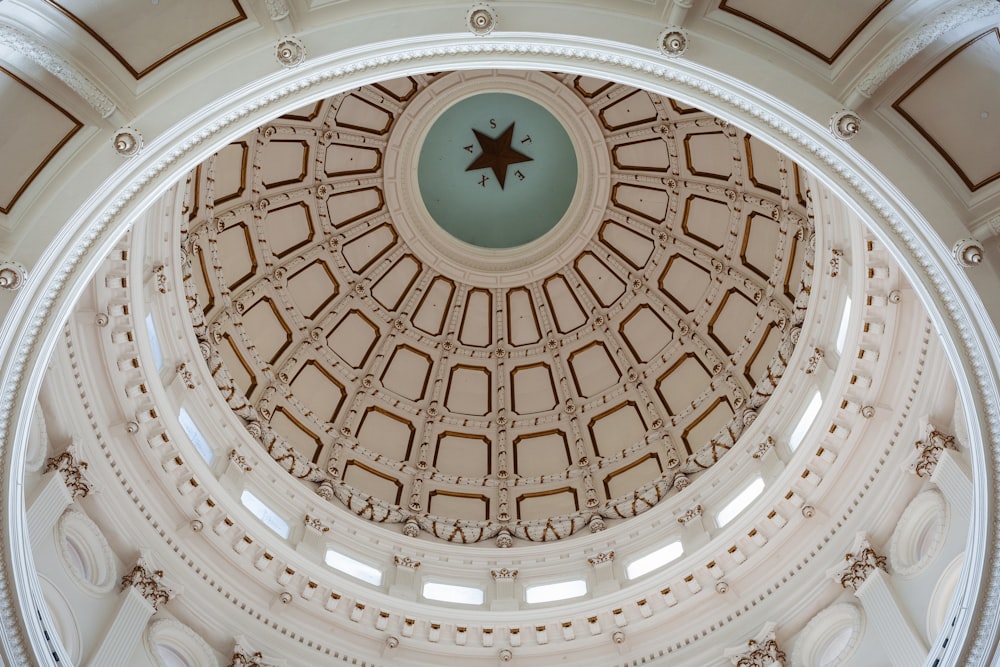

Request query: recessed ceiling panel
[
  {"left": 510, "top": 363, "right": 557, "bottom": 414},
  {"left": 612, "top": 183, "right": 669, "bottom": 222},
  {"left": 445, "top": 365, "right": 492, "bottom": 416},
  {"left": 681, "top": 195, "right": 731, "bottom": 251},
  {"left": 618, "top": 304, "right": 674, "bottom": 363},
  {"left": 380, "top": 345, "right": 433, "bottom": 401},
  {"left": 513, "top": 430, "right": 570, "bottom": 476},
  {"left": 458, "top": 289, "right": 493, "bottom": 347},
  {"left": 325, "top": 187, "right": 384, "bottom": 228},
  {"left": 434, "top": 433, "right": 491, "bottom": 477},
  {"left": 286, "top": 259, "right": 339, "bottom": 320},
  {"left": 567, "top": 341, "right": 621, "bottom": 398},
  {"left": 658, "top": 254, "right": 711, "bottom": 314},
  {"left": 587, "top": 402, "right": 647, "bottom": 458},
  {"left": 517, "top": 488, "right": 578, "bottom": 520},
  {"left": 289, "top": 361, "right": 346, "bottom": 423},
  {"left": 599, "top": 221, "right": 655, "bottom": 270},
  {"left": 355, "top": 407, "right": 414, "bottom": 462},
  {"left": 45, "top": 0, "right": 247, "bottom": 78},
  {"left": 0, "top": 67, "right": 81, "bottom": 214},
  {"left": 212, "top": 141, "right": 249, "bottom": 206},
  {"left": 894, "top": 29, "right": 1000, "bottom": 191},
  {"left": 719, "top": 0, "right": 890, "bottom": 63},
  {"left": 326, "top": 311, "right": 380, "bottom": 368},
  {"left": 506, "top": 288, "right": 542, "bottom": 346},
  {"left": 371, "top": 255, "right": 421, "bottom": 312},
  {"left": 260, "top": 139, "right": 309, "bottom": 189},
  {"left": 262, "top": 201, "right": 314, "bottom": 259}
]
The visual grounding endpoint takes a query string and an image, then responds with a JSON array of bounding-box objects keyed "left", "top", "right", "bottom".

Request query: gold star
[{"left": 465, "top": 123, "right": 533, "bottom": 189}]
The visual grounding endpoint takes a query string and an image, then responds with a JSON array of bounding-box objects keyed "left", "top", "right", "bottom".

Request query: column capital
[
  {"left": 726, "top": 622, "right": 785, "bottom": 666},
  {"left": 44, "top": 447, "right": 92, "bottom": 500},
  {"left": 120, "top": 553, "right": 173, "bottom": 611},
  {"left": 834, "top": 534, "right": 887, "bottom": 592},
  {"left": 913, "top": 428, "right": 958, "bottom": 478}
]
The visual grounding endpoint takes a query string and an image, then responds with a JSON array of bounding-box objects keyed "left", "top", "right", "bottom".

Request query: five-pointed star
[{"left": 465, "top": 122, "right": 533, "bottom": 189}]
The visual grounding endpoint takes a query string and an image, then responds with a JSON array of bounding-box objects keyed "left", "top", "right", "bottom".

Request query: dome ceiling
[{"left": 182, "top": 70, "right": 814, "bottom": 544}]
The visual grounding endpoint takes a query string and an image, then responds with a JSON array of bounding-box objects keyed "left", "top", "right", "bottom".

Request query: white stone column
[
  {"left": 588, "top": 551, "right": 618, "bottom": 595},
  {"left": 490, "top": 568, "right": 518, "bottom": 611},
  {"left": 26, "top": 470, "right": 74, "bottom": 552},
  {"left": 86, "top": 554, "right": 174, "bottom": 667},
  {"left": 833, "top": 534, "right": 925, "bottom": 667},
  {"left": 930, "top": 448, "right": 973, "bottom": 521}
]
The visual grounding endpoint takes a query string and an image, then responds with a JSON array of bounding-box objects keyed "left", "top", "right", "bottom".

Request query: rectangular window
[
  {"left": 422, "top": 582, "right": 484, "bottom": 605},
  {"left": 145, "top": 313, "right": 164, "bottom": 371},
  {"left": 525, "top": 579, "right": 587, "bottom": 604},
  {"left": 240, "top": 489, "right": 290, "bottom": 538},
  {"left": 324, "top": 549, "right": 383, "bottom": 586},
  {"left": 178, "top": 407, "right": 214, "bottom": 464},
  {"left": 626, "top": 541, "right": 683, "bottom": 579},
  {"left": 716, "top": 477, "right": 765, "bottom": 527},
  {"left": 789, "top": 390, "right": 822, "bottom": 452}
]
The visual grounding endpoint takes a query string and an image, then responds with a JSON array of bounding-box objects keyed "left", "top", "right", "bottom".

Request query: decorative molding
[
  {"left": 275, "top": 36, "right": 306, "bottom": 68},
  {"left": 0, "top": 23, "right": 116, "bottom": 117},
  {"left": 834, "top": 535, "right": 888, "bottom": 592},
  {"left": 728, "top": 623, "right": 786, "bottom": 666},
  {"left": 176, "top": 362, "right": 196, "bottom": 389},
  {"left": 889, "top": 489, "right": 948, "bottom": 577},
  {"left": 855, "top": 0, "right": 1000, "bottom": 99},
  {"left": 303, "top": 514, "right": 329, "bottom": 533},
  {"left": 829, "top": 110, "right": 861, "bottom": 141},
  {"left": 751, "top": 436, "right": 774, "bottom": 460},
  {"left": 121, "top": 554, "right": 173, "bottom": 611},
  {"left": 952, "top": 238, "right": 984, "bottom": 268},
  {"left": 228, "top": 449, "right": 252, "bottom": 472},
  {"left": 393, "top": 555, "right": 421, "bottom": 569},
  {"left": 677, "top": 504, "right": 703, "bottom": 525},
  {"left": 263, "top": 0, "right": 291, "bottom": 21},
  {"left": 467, "top": 3, "right": 497, "bottom": 36},
  {"left": 230, "top": 641, "right": 266, "bottom": 667},
  {"left": 805, "top": 347, "right": 825, "bottom": 374},
  {"left": 44, "top": 449, "right": 91, "bottom": 499},
  {"left": 587, "top": 551, "right": 615, "bottom": 566},
  {"left": 913, "top": 428, "right": 959, "bottom": 478},
  {"left": 0, "top": 262, "right": 26, "bottom": 291},
  {"left": 791, "top": 603, "right": 864, "bottom": 667},
  {"left": 113, "top": 127, "right": 144, "bottom": 157},
  {"left": 491, "top": 568, "right": 518, "bottom": 580},
  {"left": 658, "top": 27, "right": 689, "bottom": 58}
]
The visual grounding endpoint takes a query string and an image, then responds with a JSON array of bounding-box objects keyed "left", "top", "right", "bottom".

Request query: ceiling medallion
[
  {"left": 830, "top": 109, "right": 862, "bottom": 141},
  {"left": 467, "top": 3, "right": 497, "bottom": 36},
  {"left": 386, "top": 70, "right": 609, "bottom": 284},
  {"left": 112, "top": 126, "right": 143, "bottom": 157},
  {"left": 275, "top": 35, "right": 306, "bottom": 68},
  {"left": 658, "top": 27, "right": 689, "bottom": 58}
]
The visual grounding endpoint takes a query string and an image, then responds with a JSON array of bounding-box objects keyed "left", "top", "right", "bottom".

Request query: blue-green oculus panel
[{"left": 418, "top": 92, "right": 578, "bottom": 249}]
